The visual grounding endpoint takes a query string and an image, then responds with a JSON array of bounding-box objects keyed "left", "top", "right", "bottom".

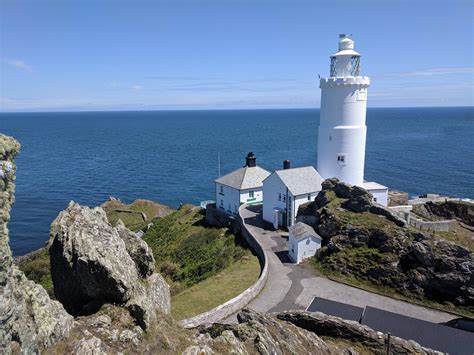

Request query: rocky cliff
[
  {"left": 0, "top": 134, "right": 73, "bottom": 353},
  {"left": 297, "top": 178, "right": 473, "bottom": 310},
  {"left": 413, "top": 200, "right": 474, "bottom": 227}
]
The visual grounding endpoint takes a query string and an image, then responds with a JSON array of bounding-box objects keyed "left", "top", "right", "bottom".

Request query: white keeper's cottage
[
  {"left": 262, "top": 162, "right": 324, "bottom": 229},
  {"left": 288, "top": 222, "right": 322, "bottom": 264},
  {"left": 215, "top": 152, "right": 270, "bottom": 215}
]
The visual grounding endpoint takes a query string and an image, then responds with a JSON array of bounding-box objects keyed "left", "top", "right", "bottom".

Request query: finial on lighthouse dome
[{"left": 338, "top": 34, "right": 354, "bottom": 50}]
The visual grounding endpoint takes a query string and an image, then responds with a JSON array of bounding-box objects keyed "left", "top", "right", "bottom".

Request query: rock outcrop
[
  {"left": 49, "top": 201, "right": 170, "bottom": 329},
  {"left": 277, "top": 310, "right": 439, "bottom": 354},
  {"left": 413, "top": 200, "right": 474, "bottom": 227},
  {"left": 297, "top": 178, "right": 473, "bottom": 306},
  {"left": 49, "top": 306, "right": 437, "bottom": 354},
  {"left": 115, "top": 219, "right": 155, "bottom": 278},
  {"left": 0, "top": 134, "right": 73, "bottom": 353}
]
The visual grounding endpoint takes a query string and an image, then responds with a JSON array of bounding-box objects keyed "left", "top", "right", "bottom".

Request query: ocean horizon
[{"left": 1, "top": 106, "right": 473, "bottom": 255}]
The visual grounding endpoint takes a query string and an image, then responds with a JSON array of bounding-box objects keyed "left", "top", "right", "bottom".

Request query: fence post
[{"left": 386, "top": 332, "right": 391, "bottom": 355}]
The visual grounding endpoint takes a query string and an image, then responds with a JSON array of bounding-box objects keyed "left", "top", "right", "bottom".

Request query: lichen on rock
[
  {"left": 48, "top": 200, "right": 170, "bottom": 328},
  {"left": 0, "top": 134, "right": 73, "bottom": 353}
]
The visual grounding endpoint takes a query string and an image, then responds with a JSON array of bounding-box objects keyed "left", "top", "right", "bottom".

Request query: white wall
[
  {"left": 240, "top": 188, "right": 263, "bottom": 205},
  {"left": 317, "top": 77, "right": 370, "bottom": 187},
  {"left": 215, "top": 183, "right": 240, "bottom": 215},
  {"left": 262, "top": 174, "right": 287, "bottom": 225},
  {"left": 288, "top": 235, "right": 322, "bottom": 264},
  {"left": 368, "top": 188, "right": 388, "bottom": 207}
]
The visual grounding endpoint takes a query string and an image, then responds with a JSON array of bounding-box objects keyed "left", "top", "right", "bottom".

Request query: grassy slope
[
  {"left": 171, "top": 256, "right": 260, "bottom": 320},
  {"left": 142, "top": 204, "right": 261, "bottom": 318},
  {"left": 142, "top": 204, "right": 259, "bottom": 294},
  {"left": 312, "top": 191, "right": 474, "bottom": 318}
]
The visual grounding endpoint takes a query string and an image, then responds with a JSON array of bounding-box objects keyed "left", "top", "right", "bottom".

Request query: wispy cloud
[
  {"left": 2, "top": 58, "right": 33, "bottom": 72},
  {"left": 144, "top": 76, "right": 222, "bottom": 81},
  {"left": 388, "top": 67, "right": 474, "bottom": 77},
  {"left": 108, "top": 82, "right": 143, "bottom": 91}
]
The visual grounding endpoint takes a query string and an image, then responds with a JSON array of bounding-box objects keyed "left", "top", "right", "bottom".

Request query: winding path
[{"left": 240, "top": 204, "right": 456, "bottom": 323}]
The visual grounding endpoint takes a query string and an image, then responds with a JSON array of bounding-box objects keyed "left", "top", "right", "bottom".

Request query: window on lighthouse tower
[{"left": 337, "top": 154, "right": 346, "bottom": 164}]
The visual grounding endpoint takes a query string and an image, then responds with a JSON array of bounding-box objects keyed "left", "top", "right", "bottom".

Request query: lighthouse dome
[
  {"left": 332, "top": 34, "right": 360, "bottom": 57},
  {"left": 339, "top": 36, "right": 354, "bottom": 51}
]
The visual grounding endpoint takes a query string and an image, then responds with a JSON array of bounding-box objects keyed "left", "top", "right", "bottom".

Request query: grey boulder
[{"left": 49, "top": 201, "right": 170, "bottom": 328}]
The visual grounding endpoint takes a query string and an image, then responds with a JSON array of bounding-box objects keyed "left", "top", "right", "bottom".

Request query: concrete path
[{"left": 240, "top": 205, "right": 456, "bottom": 324}]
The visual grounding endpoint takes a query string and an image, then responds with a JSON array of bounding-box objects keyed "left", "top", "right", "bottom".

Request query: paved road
[{"left": 240, "top": 205, "right": 456, "bottom": 324}]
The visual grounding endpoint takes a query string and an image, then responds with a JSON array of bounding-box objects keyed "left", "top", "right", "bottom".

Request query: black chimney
[
  {"left": 283, "top": 160, "right": 291, "bottom": 169},
  {"left": 245, "top": 152, "right": 256, "bottom": 167}
]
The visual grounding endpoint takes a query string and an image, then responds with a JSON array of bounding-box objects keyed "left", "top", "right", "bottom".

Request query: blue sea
[{"left": 1, "top": 107, "right": 473, "bottom": 256}]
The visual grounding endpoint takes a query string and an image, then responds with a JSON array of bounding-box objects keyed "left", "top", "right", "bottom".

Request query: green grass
[
  {"left": 143, "top": 204, "right": 258, "bottom": 294},
  {"left": 434, "top": 228, "right": 474, "bottom": 252},
  {"left": 107, "top": 210, "right": 147, "bottom": 231},
  {"left": 16, "top": 248, "right": 54, "bottom": 296},
  {"left": 103, "top": 198, "right": 173, "bottom": 231},
  {"left": 171, "top": 255, "right": 260, "bottom": 320}
]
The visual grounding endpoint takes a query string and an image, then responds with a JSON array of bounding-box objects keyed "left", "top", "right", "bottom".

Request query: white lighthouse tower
[{"left": 317, "top": 34, "right": 370, "bottom": 187}]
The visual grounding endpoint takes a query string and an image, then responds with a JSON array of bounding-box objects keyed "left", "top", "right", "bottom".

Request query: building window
[
  {"left": 220, "top": 185, "right": 224, "bottom": 194},
  {"left": 278, "top": 193, "right": 281, "bottom": 201},
  {"left": 283, "top": 195, "right": 286, "bottom": 203},
  {"left": 337, "top": 154, "right": 346, "bottom": 164},
  {"left": 350, "top": 56, "right": 360, "bottom": 76},
  {"left": 329, "top": 135, "right": 332, "bottom": 141},
  {"left": 220, "top": 199, "right": 224, "bottom": 207},
  {"left": 249, "top": 191, "right": 254, "bottom": 198}
]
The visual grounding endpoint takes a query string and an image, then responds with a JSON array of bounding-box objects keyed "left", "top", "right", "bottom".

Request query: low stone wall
[
  {"left": 179, "top": 203, "right": 268, "bottom": 328},
  {"left": 409, "top": 216, "right": 456, "bottom": 232},
  {"left": 205, "top": 203, "right": 234, "bottom": 228}
]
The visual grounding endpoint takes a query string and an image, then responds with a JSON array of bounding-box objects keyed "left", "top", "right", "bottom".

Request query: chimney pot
[
  {"left": 283, "top": 160, "right": 291, "bottom": 169},
  {"left": 245, "top": 152, "right": 257, "bottom": 167}
]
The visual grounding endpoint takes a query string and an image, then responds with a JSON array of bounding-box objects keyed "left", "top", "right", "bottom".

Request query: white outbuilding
[
  {"left": 262, "top": 162, "right": 324, "bottom": 229},
  {"left": 288, "top": 222, "right": 322, "bottom": 264},
  {"left": 215, "top": 152, "right": 271, "bottom": 216}
]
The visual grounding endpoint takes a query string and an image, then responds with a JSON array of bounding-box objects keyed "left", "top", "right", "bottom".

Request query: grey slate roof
[
  {"left": 274, "top": 166, "right": 324, "bottom": 196},
  {"left": 289, "top": 222, "right": 321, "bottom": 241},
  {"left": 215, "top": 166, "right": 271, "bottom": 190}
]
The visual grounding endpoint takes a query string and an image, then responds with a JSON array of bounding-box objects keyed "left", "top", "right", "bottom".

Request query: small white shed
[{"left": 288, "top": 222, "right": 322, "bottom": 264}]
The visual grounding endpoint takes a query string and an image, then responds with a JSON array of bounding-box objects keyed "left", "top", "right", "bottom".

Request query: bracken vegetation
[{"left": 142, "top": 204, "right": 258, "bottom": 295}]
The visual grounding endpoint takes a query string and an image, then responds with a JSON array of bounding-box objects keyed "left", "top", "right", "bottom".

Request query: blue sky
[{"left": 1, "top": 0, "right": 473, "bottom": 111}]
